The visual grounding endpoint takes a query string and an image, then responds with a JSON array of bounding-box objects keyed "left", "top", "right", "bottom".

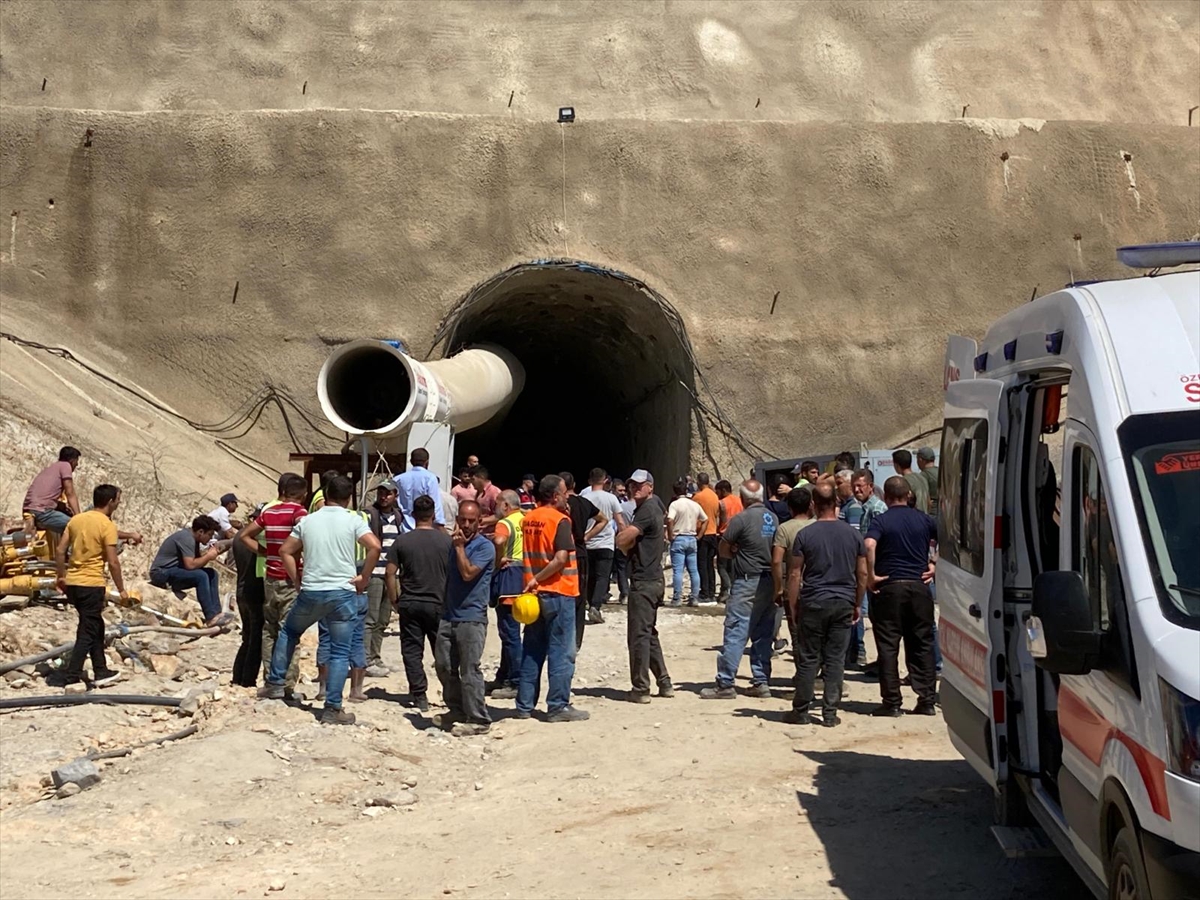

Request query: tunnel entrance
[{"left": 437, "top": 261, "right": 696, "bottom": 488}]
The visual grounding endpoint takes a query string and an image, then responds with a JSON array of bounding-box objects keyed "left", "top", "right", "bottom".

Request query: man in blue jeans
[
  {"left": 517, "top": 474, "right": 589, "bottom": 722},
  {"left": 258, "top": 475, "right": 381, "bottom": 725},
  {"left": 702, "top": 480, "right": 779, "bottom": 699},
  {"left": 149, "top": 515, "right": 233, "bottom": 627}
]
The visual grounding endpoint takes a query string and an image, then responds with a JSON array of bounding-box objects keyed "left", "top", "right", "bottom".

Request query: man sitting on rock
[{"left": 149, "top": 515, "right": 233, "bottom": 627}]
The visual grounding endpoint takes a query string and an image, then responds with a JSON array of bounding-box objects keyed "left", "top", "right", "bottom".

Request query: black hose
[
  {"left": 0, "top": 694, "right": 181, "bottom": 710},
  {"left": 87, "top": 724, "right": 198, "bottom": 760}
]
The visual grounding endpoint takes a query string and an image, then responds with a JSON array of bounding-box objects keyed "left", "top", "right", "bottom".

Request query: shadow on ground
[{"left": 793, "top": 750, "right": 1082, "bottom": 899}]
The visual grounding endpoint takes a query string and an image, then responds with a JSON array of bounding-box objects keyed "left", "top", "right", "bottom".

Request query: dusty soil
[{"left": 0, "top": 601, "right": 1079, "bottom": 900}]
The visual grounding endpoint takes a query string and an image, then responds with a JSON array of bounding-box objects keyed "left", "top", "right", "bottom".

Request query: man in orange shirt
[
  {"left": 715, "top": 480, "right": 742, "bottom": 602},
  {"left": 517, "top": 475, "right": 589, "bottom": 723},
  {"left": 691, "top": 473, "right": 722, "bottom": 605}
]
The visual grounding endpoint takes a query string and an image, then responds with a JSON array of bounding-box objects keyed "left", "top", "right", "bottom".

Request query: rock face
[
  {"left": 148, "top": 655, "right": 182, "bottom": 680},
  {"left": 0, "top": 2, "right": 1196, "bottom": 480},
  {"left": 50, "top": 758, "right": 102, "bottom": 791}
]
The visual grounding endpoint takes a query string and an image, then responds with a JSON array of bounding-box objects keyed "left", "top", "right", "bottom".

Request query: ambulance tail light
[{"left": 1160, "top": 678, "right": 1200, "bottom": 783}]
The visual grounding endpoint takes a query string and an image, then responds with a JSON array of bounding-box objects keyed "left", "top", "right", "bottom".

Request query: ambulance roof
[{"left": 979, "top": 269, "right": 1199, "bottom": 417}]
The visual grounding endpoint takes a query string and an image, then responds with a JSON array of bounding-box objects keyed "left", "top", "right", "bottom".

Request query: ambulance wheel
[{"left": 1108, "top": 827, "right": 1150, "bottom": 900}]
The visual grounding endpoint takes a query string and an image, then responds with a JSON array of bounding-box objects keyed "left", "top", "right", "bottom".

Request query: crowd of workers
[{"left": 22, "top": 442, "right": 943, "bottom": 730}]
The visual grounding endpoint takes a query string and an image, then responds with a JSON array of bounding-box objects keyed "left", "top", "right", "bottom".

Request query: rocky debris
[
  {"left": 366, "top": 791, "right": 418, "bottom": 808},
  {"left": 55, "top": 782, "right": 82, "bottom": 799},
  {"left": 178, "top": 681, "right": 218, "bottom": 716},
  {"left": 148, "top": 654, "right": 183, "bottom": 679},
  {"left": 63, "top": 682, "right": 87, "bottom": 695},
  {"left": 268, "top": 877, "right": 286, "bottom": 892},
  {"left": 402, "top": 774, "right": 418, "bottom": 788},
  {"left": 51, "top": 758, "right": 101, "bottom": 791},
  {"left": 143, "top": 637, "right": 181, "bottom": 656}
]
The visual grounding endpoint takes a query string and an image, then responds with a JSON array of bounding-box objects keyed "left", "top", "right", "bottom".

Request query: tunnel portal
[{"left": 442, "top": 261, "right": 696, "bottom": 489}]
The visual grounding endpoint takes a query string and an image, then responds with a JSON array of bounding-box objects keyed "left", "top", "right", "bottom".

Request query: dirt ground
[{"left": 0, "top": 599, "right": 1081, "bottom": 900}]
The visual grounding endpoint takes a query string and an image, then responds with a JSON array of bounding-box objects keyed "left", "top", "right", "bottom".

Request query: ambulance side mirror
[{"left": 1029, "top": 571, "right": 1100, "bottom": 675}]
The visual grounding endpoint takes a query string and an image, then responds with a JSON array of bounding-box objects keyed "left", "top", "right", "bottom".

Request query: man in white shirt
[
  {"left": 666, "top": 479, "right": 708, "bottom": 606},
  {"left": 207, "top": 493, "right": 241, "bottom": 540},
  {"left": 580, "top": 467, "right": 627, "bottom": 624}
]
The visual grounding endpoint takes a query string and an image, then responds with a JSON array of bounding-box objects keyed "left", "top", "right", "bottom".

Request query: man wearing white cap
[{"left": 616, "top": 469, "right": 674, "bottom": 702}]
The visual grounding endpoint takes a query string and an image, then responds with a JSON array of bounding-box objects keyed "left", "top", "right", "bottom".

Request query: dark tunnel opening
[
  {"left": 443, "top": 262, "right": 696, "bottom": 489},
  {"left": 328, "top": 345, "right": 411, "bottom": 431}
]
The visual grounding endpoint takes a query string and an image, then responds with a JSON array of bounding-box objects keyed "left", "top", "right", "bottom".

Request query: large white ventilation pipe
[{"left": 317, "top": 340, "right": 524, "bottom": 441}]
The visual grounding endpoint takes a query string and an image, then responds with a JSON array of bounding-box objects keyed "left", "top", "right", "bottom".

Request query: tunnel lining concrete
[{"left": 437, "top": 260, "right": 699, "bottom": 487}]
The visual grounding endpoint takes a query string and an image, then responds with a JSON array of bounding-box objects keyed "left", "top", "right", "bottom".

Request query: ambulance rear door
[{"left": 938, "top": 376, "right": 1008, "bottom": 787}]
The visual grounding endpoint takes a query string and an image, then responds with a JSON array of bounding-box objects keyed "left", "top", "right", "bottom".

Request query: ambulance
[{"left": 937, "top": 242, "right": 1200, "bottom": 899}]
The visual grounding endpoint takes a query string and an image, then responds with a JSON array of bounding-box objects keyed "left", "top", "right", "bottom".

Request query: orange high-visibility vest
[{"left": 521, "top": 505, "right": 579, "bottom": 597}]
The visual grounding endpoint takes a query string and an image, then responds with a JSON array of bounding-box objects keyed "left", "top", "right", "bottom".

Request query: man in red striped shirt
[{"left": 240, "top": 473, "right": 309, "bottom": 692}]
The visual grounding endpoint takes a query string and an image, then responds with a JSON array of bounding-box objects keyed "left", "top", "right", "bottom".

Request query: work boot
[
  {"left": 451, "top": 722, "right": 491, "bottom": 737},
  {"left": 911, "top": 703, "right": 938, "bottom": 716},
  {"left": 700, "top": 685, "right": 737, "bottom": 700},
  {"left": 667, "top": 598, "right": 682, "bottom": 608},
  {"left": 821, "top": 715, "right": 842, "bottom": 728},
  {"left": 547, "top": 706, "right": 590, "bottom": 723},
  {"left": 491, "top": 684, "right": 518, "bottom": 700},
  {"left": 365, "top": 665, "right": 390, "bottom": 678},
  {"left": 410, "top": 693, "right": 430, "bottom": 712},
  {"left": 744, "top": 682, "right": 772, "bottom": 698},
  {"left": 870, "top": 705, "right": 904, "bottom": 718},
  {"left": 587, "top": 607, "right": 605, "bottom": 624},
  {"left": 627, "top": 691, "right": 651, "bottom": 704},
  {"left": 432, "top": 712, "right": 462, "bottom": 731},
  {"left": 257, "top": 682, "right": 286, "bottom": 700},
  {"left": 784, "top": 709, "right": 815, "bottom": 725},
  {"left": 657, "top": 681, "right": 676, "bottom": 699},
  {"left": 696, "top": 597, "right": 718, "bottom": 607},
  {"left": 320, "top": 707, "right": 356, "bottom": 726},
  {"left": 46, "top": 671, "right": 84, "bottom": 689}
]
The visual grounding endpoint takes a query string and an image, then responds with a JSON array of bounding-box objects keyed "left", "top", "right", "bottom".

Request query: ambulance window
[
  {"left": 1072, "top": 445, "right": 1137, "bottom": 693},
  {"left": 939, "top": 417, "right": 989, "bottom": 576},
  {"left": 1072, "top": 446, "right": 1120, "bottom": 628}
]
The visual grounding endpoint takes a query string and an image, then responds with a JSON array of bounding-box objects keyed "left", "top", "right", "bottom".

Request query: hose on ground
[
  {"left": 86, "top": 724, "right": 198, "bottom": 760},
  {"left": 0, "top": 694, "right": 181, "bottom": 710},
  {"left": 115, "top": 625, "right": 223, "bottom": 639},
  {"left": 0, "top": 625, "right": 224, "bottom": 675},
  {"left": 0, "top": 642, "right": 74, "bottom": 675}
]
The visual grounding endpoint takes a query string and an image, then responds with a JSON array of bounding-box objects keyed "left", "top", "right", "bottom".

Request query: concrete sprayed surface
[
  {"left": 2, "top": 110, "right": 1197, "bottom": 477},
  {"left": 2, "top": 0, "right": 1197, "bottom": 124},
  {"left": 0, "top": 605, "right": 1081, "bottom": 900}
]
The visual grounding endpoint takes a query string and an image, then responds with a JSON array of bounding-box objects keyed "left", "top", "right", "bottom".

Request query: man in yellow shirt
[{"left": 51, "top": 484, "right": 131, "bottom": 688}]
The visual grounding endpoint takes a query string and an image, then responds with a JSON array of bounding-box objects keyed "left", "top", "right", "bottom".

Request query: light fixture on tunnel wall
[{"left": 557, "top": 107, "right": 575, "bottom": 123}]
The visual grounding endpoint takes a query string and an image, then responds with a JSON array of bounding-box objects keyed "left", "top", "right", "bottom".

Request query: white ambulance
[{"left": 937, "top": 242, "right": 1200, "bottom": 899}]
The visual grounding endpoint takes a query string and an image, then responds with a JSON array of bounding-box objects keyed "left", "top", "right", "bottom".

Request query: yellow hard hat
[{"left": 512, "top": 592, "right": 540, "bottom": 625}]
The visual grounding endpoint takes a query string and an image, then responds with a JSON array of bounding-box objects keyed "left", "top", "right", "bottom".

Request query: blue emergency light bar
[{"left": 1117, "top": 242, "right": 1200, "bottom": 269}]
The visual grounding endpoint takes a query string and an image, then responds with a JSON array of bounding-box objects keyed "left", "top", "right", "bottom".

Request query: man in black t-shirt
[
  {"left": 559, "top": 472, "right": 606, "bottom": 649},
  {"left": 865, "top": 476, "right": 939, "bottom": 717},
  {"left": 385, "top": 496, "right": 453, "bottom": 712},
  {"left": 785, "top": 482, "right": 867, "bottom": 727},
  {"left": 616, "top": 469, "right": 673, "bottom": 702}
]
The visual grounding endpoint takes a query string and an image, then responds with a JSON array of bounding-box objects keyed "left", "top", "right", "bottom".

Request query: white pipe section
[{"left": 317, "top": 340, "right": 524, "bottom": 439}]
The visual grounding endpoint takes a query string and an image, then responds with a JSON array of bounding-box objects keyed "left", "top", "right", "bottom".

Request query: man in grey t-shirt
[
  {"left": 701, "top": 480, "right": 779, "bottom": 700},
  {"left": 580, "top": 468, "right": 627, "bottom": 622}
]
